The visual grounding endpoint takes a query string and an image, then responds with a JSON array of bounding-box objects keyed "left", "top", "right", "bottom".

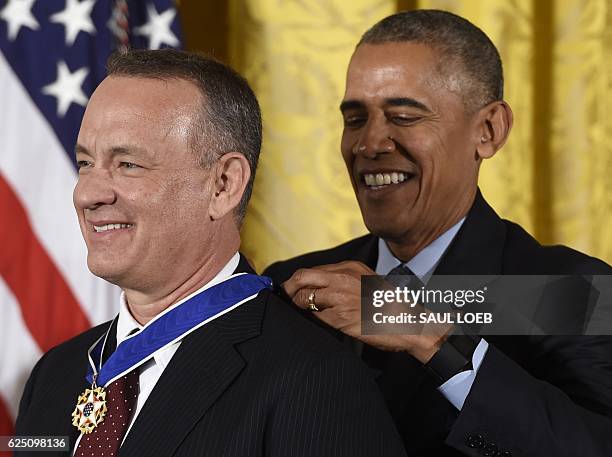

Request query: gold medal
[{"left": 71, "top": 385, "right": 107, "bottom": 434}]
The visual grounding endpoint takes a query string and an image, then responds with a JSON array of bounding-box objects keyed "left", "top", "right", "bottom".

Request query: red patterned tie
[{"left": 75, "top": 369, "right": 139, "bottom": 456}]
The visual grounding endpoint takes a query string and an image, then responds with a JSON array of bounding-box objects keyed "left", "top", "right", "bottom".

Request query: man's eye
[
  {"left": 391, "top": 116, "right": 420, "bottom": 125},
  {"left": 76, "top": 160, "right": 92, "bottom": 169},
  {"left": 343, "top": 116, "right": 366, "bottom": 128},
  {"left": 120, "top": 162, "right": 140, "bottom": 169}
]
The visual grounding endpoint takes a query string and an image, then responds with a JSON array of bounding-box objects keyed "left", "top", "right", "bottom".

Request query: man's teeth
[
  {"left": 93, "top": 223, "right": 132, "bottom": 233},
  {"left": 364, "top": 172, "right": 408, "bottom": 187}
]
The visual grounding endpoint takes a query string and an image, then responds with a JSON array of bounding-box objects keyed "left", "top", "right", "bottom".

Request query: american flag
[{"left": 0, "top": 0, "right": 182, "bottom": 437}]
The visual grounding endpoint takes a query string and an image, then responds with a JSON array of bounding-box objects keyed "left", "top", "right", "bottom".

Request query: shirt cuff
[{"left": 437, "top": 338, "right": 489, "bottom": 410}]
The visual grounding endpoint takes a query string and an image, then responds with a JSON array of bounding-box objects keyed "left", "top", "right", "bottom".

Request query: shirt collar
[
  {"left": 116, "top": 252, "right": 241, "bottom": 348},
  {"left": 375, "top": 218, "right": 465, "bottom": 281}
]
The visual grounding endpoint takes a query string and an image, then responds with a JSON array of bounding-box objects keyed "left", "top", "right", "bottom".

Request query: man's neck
[
  {"left": 377, "top": 218, "right": 465, "bottom": 280},
  {"left": 385, "top": 190, "right": 476, "bottom": 262},
  {"left": 124, "top": 248, "right": 239, "bottom": 326},
  {"left": 386, "top": 221, "right": 458, "bottom": 262}
]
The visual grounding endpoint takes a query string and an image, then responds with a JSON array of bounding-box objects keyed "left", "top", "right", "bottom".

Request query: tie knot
[
  {"left": 387, "top": 264, "right": 416, "bottom": 277},
  {"left": 385, "top": 264, "right": 424, "bottom": 289}
]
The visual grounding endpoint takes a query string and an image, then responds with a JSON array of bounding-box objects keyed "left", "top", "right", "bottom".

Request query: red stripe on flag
[
  {"left": 0, "top": 396, "right": 14, "bottom": 457},
  {"left": 0, "top": 175, "right": 90, "bottom": 352}
]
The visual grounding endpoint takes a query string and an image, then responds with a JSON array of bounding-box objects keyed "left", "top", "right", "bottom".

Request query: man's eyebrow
[
  {"left": 385, "top": 97, "right": 432, "bottom": 113},
  {"left": 75, "top": 144, "right": 91, "bottom": 156},
  {"left": 339, "top": 98, "right": 432, "bottom": 113},
  {"left": 339, "top": 100, "right": 364, "bottom": 113},
  {"left": 74, "top": 145, "right": 147, "bottom": 156},
  {"left": 108, "top": 145, "right": 147, "bottom": 156}
]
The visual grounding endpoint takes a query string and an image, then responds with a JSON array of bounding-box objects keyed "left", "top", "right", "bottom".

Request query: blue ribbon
[{"left": 86, "top": 273, "right": 272, "bottom": 386}]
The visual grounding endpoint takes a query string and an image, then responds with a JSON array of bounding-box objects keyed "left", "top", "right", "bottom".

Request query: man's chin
[
  {"left": 363, "top": 214, "right": 416, "bottom": 243},
  {"left": 365, "top": 221, "right": 405, "bottom": 242},
  {"left": 87, "top": 258, "right": 127, "bottom": 286}
]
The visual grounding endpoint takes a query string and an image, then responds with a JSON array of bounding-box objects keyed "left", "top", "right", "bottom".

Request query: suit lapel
[
  {"left": 118, "top": 256, "right": 265, "bottom": 457},
  {"left": 352, "top": 234, "right": 379, "bottom": 270},
  {"left": 434, "top": 190, "right": 507, "bottom": 275}
]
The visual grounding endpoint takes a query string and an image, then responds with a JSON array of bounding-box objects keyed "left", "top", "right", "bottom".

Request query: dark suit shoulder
[
  {"left": 502, "top": 219, "right": 612, "bottom": 274},
  {"left": 41, "top": 321, "right": 110, "bottom": 363},
  {"left": 264, "top": 234, "right": 375, "bottom": 284},
  {"left": 234, "top": 291, "right": 407, "bottom": 456},
  {"left": 20, "top": 321, "right": 111, "bottom": 393},
  {"left": 15, "top": 322, "right": 111, "bottom": 435},
  {"left": 256, "top": 289, "right": 353, "bottom": 359}
]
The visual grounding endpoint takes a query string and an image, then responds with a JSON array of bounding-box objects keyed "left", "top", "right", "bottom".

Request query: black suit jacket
[
  {"left": 16, "top": 257, "right": 407, "bottom": 457},
  {"left": 264, "top": 191, "right": 612, "bottom": 457}
]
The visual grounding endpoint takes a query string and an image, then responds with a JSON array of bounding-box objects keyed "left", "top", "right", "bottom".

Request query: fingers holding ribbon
[{"left": 282, "top": 262, "right": 373, "bottom": 334}]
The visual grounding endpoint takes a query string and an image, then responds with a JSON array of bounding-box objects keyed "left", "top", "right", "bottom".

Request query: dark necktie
[{"left": 74, "top": 368, "right": 139, "bottom": 456}]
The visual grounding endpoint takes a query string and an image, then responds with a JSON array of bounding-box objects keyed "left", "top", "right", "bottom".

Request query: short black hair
[
  {"left": 107, "top": 49, "right": 262, "bottom": 223},
  {"left": 359, "top": 9, "right": 503, "bottom": 111}
]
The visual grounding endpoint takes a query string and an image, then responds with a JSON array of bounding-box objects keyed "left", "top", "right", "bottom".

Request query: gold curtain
[
  {"left": 191, "top": 0, "right": 612, "bottom": 270},
  {"left": 228, "top": 0, "right": 395, "bottom": 270}
]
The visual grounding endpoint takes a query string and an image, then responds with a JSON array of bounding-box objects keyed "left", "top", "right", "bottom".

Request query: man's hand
[{"left": 282, "top": 260, "right": 451, "bottom": 363}]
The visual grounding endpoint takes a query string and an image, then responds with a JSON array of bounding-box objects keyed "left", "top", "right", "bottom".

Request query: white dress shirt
[{"left": 374, "top": 218, "right": 489, "bottom": 410}]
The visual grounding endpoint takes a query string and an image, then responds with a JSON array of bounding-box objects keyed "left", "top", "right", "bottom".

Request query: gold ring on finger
[{"left": 307, "top": 290, "right": 320, "bottom": 312}]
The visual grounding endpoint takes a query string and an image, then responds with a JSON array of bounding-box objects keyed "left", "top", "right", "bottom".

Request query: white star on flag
[
  {"left": 50, "top": 0, "right": 96, "bottom": 46},
  {"left": 0, "top": 0, "right": 40, "bottom": 41},
  {"left": 133, "top": 3, "right": 179, "bottom": 50},
  {"left": 42, "top": 61, "right": 89, "bottom": 117}
]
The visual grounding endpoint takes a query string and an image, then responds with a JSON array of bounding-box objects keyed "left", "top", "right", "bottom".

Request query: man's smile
[
  {"left": 93, "top": 223, "right": 133, "bottom": 233},
  {"left": 361, "top": 171, "right": 416, "bottom": 189},
  {"left": 86, "top": 219, "right": 135, "bottom": 235}
]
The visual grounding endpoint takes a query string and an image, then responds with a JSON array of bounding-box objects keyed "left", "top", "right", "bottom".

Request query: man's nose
[
  {"left": 353, "top": 118, "right": 395, "bottom": 159},
  {"left": 73, "top": 169, "right": 117, "bottom": 210}
]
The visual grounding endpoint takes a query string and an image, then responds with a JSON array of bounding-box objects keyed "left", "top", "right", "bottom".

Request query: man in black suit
[
  {"left": 15, "top": 49, "right": 407, "bottom": 457},
  {"left": 265, "top": 10, "right": 612, "bottom": 457}
]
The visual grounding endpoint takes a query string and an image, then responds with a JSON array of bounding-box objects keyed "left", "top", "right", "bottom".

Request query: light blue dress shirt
[{"left": 374, "top": 218, "right": 489, "bottom": 410}]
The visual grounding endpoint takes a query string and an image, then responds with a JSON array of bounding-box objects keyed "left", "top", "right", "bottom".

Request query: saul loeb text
[{"left": 372, "top": 311, "right": 493, "bottom": 325}]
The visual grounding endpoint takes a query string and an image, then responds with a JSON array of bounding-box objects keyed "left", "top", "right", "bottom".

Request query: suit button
[
  {"left": 466, "top": 434, "right": 485, "bottom": 448},
  {"left": 481, "top": 442, "right": 498, "bottom": 456}
]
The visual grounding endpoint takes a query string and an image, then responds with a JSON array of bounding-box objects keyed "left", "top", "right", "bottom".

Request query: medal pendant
[{"left": 71, "top": 386, "right": 107, "bottom": 434}]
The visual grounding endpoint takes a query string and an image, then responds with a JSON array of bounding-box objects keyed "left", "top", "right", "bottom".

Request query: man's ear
[
  {"left": 475, "top": 100, "right": 513, "bottom": 160},
  {"left": 208, "top": 152, "right": 250, "bottom": 221}
]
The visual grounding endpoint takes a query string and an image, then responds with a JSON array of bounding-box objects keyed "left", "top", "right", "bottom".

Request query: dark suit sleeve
[
  {"left": 446, "top": 338, "right": 612, "bottom": 457},
  {"left": 266, "top": 352, "right": 408, "bottom": 457}
]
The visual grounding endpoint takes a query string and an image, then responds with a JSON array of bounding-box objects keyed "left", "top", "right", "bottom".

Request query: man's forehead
[
  {"left": 346, "top": 43, "right": 437, "bottom": 89},
  {"left": 84, "top": 76, "right": 200, "bottom": 128},
  {"left": 348, "top": 42, "right": 439, "bottom": 73},
  {"left": 90, "top": 75, "right": 201, "bottom": 113},
  {"left": 343, "top": 42, "right": 462, "bottom": 108},
  {"left": 79, "top": 77, "right": 199, "bottom": 153}
]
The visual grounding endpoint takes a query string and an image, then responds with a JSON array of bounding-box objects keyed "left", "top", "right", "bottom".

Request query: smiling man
[
  {"left": 15, "top": 50, "right": 407, "bottom": 457},
  {"left": 265, "top": 10, "right": 612, "bottom": 457}
]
